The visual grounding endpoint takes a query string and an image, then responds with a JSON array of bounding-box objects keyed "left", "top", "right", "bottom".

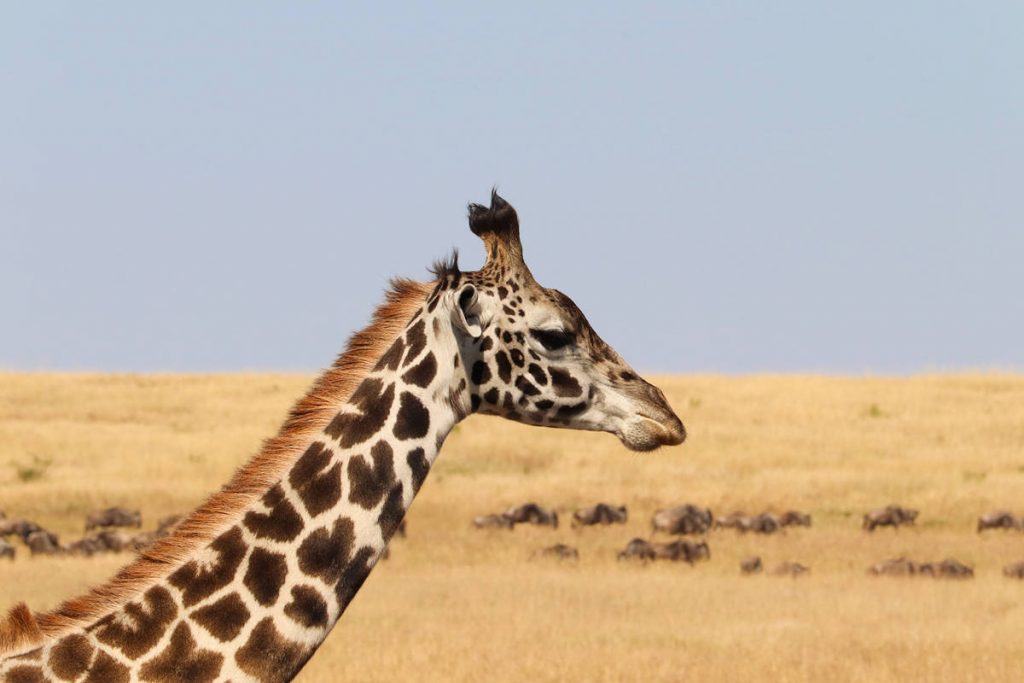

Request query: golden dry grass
[{"left": 2, "top": 373, "right": 1024, "bottom": 681}]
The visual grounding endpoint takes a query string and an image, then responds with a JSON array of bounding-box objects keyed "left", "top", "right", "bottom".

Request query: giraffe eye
[{"left": 530, "top": 329, "right": 575, "bottom": 351}]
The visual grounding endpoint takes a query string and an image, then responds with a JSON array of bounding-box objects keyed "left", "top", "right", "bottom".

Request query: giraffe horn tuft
[{"left": 467, "top": 190, "right": 525, "bottom": 269}]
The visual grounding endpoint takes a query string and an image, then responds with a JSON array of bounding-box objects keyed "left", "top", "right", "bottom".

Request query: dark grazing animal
[
  {"left": 977, "top": 510, "right": 1020, "bottom": 533},
  {"left": 862, "top": 505, "right": 918, "bottom": 532},
  {"left": 748, "top": 513, "right": 782, "bottom": 535},
  {"left": 472, "top": 513, "right": 515, "bottom": 530},
  {"left": 25, "top": 530, "right": 61, "bottom": 556},
  {"left": 740, "top": 556, "right": 763, "bottom": 575},
  {"left": 771, "top": 562, "right": 810, "bottom": 578},
  {"left": 651, "top": 504, "right": 713, "bottom": 535},
  {"left": 572, "top": 503, "right": 627, "bottom": 527},
  {"left": 617, "top": 537, "right": 657, "bottom": 561},
  {"left": 917, "top": 558, "right": 974, "bottom": 579},
  {"left": 868, "top": 557, "right": 920, "bottom": 577},
  {"left": 85, "top": 507, "right": 142, "bottom": 532},
  {"left": 0, "top": 539, "right": 14, "bottom": 561},
  {"left": 0, "top": 518, "right": 43, "bottom": 542},
  {"left": 662, "top": 540, "right": 710, "bottom": 564},
  {"left": 1002, "top": 561, "right": 1024, "bottom": 579},
  {"left": 505, "top": 503, "right": 559, "bottom": 528},
  {"left": 779, "top": 510, "right": 812, "bottom": 528}
]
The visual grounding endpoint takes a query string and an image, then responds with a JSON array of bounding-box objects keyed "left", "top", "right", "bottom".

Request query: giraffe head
[{"left": 435, "top": 191, "right": 686, "bottom": 451}]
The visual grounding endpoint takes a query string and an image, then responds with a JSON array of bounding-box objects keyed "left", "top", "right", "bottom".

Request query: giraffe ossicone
[{"left": 0, "top": 191, "right": 685, "bottom": 682}]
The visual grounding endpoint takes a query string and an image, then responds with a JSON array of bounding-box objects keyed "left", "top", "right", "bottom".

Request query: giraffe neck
[{"left": 0, "top": 301, "right": 471, "bottom": 682}]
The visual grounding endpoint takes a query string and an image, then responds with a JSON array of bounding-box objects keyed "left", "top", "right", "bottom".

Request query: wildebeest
[
  {"left": 25, "top": 530, "right": 61, "bottom": 555},
  {"left": 0, "top": 538, "right": 14, "bottom": 560},
  {"left": 651, "top": 504, "right": 713, "bottom": 535},
  {"left": 0, "top": 518, "right": 43, "bottom": 542},
  {"left": 1002, "top": 561, "right": 1024, "bottom": 579},
  {"left": 472, "top": 514, "right": 515, "bottom": 530},
  {"left": 740, "top": 556, "right": 763, "bottom": 575},
  {"left": 714, "top": 512, "right": 752, "bottom": 532},
  {"left": 748, "top": 513, "right": 782, "bottom": 535},
  {"left": 533, "top": 544, "right": 580, "bottom": 561},
  {"left": 85, "top": 506, "right": 142, "bottom": 532},
  {"left": 617, "top": 537, "right": 657, "bottom": 561},
  {"left": 977, "top": 510, "right": 1020, "bottom": 533},
  {"left": 868, "top": 557, "right": 920, "bottom": 577},
  {"left": 654, "top": 539, "right": 710, "bottom": 564},
  {"left": 918, "top": 558, "right": 973, "bottom": 579},
  {"left": 505, "top": 503, "right": 559, "bottom": 528},
  {"left": 771, "top": 561, "right": 809, "bottom": 577},
  {"left": 66, "top": 535, "right": 107, "bottom": 557},
  {"left": 862, "top": 505, "right": 918, "bottom": 531},
  {"left": 572, "top": 503, "right": 627, "bottom": 527},
  {"left": 779, "top": 510, "right": 812, "bottom": 528}
]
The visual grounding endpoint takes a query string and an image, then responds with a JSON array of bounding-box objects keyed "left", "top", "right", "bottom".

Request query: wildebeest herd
[
  {"left": 470, "top": 502, "right": 1024, "bottom": 579},
  {"left": 3, "top": 503, "right": 1024, "bottom": 580},
  {"left": 0, "top": 507, "right": 181, "bottom": 559}
]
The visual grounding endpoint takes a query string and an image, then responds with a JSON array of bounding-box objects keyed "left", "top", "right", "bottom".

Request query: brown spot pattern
[
  {"left": 407, "top": 447, "right": 429, "bottom": 494},
  {"left": 48, "top": 634, "right": 93, "bottom": 681},
  {"left": 93, "top": 586, "right": 178, "bottom": 658},
  {"left": 372, "top": 337, "right": 404, "bottom": 371},
  {"left": 242, "top": 486, "right": 304, "bottom": 543},
  {"left": 324, "top": 379, "right": 396, "bottom": 449},
  {"left": 401, "top": 320, "right": 427, "bottom": 367},
  {"left": 347, "top": 441, "right": 396, "bottom": 510},
  {"left": 284, "top": 586, "right": 329, "bottom": 629},
  {"left": 4, "top": 667, "right": 46, "bottom": 683},
  {"left": 289, "top": 442, "right": 342, "bottom": 518},
  {"left": 550, "top": 368, "right": 583, "bottom": 397},
  {"left": 393, "top": 392, "right": 430, "bottom": 440},
  {"left": 297, "top": 518, "right": 355, "bottom": 585},
  {"left": 82, "top": 652, "right": 129, "bottom": 683},
  {"left": 138, "top": 622, "right": 223, "bottom": 683},
  {"left": 191, "top": 593, "right": 250, "bottom": 642},
  {"left": 401, "top": 352, "right": 437, "bottom": 388},
  {"left": 334, "top": 546, "right": 376, "bottom": 610},
  {"left": 243, "top": 548, "right": 288, "bottom": 606},
  {"left": 377, "top": 484, "right": 406, "bottom": 541},
  {"left": 235, "top": 617, "right": 309, "bottom": 683}
]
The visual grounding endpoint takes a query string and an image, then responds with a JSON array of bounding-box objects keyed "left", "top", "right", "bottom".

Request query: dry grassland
[{"left": 1, "top": 373, "right": 1024, "bottom": 682}]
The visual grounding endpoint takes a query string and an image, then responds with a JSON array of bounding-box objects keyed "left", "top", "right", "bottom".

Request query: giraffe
[{"left": 0, "top": 191, "right": 685, "bottom": 682}]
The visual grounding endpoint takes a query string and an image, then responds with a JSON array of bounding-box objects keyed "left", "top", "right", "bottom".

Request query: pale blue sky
[{"left": 2, "top": 3, "right": 1022, "bottom": 374}]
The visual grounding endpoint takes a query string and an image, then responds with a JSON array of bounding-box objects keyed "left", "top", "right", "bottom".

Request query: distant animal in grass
[
  {"left": 917, "top": 558, "right": 973, "bottom": 579},
  {"left": 868, "top": 557, "right": 921, "bottom": 577},
  {"left": 740, "top": 556, "right": 763, "bottom": 575},
  {"left": 1002, "top": 562, "right": 1024, "bottom": 579},
  {"left": 617, "top": 537, "right": 657, "bottom": 561},
  {"left": 85, "top": 507, "right": 142, "bottom": 532},
  {"left": 779, "top": 510, "right": 812, "bottom": 528},
  {"left": 977, "top": 510, "right": 1020, "bottom": 533},
  {"left": 0, "top": 538, "right": 15, "bottom": 561},
  {"left": 771, "top": 562, "right": 809, "bottom": 578},
  {"left": 862, "top": 505, "right": 918, "bottom": 532},
  {"left": 65, "top": 535, "right": 106, "bottom": 557},
  {"left": 472, "top": 514, "right": 515, "bottom": 530},
  {"left": 572, "top": 503, "right": 627, "bottom": 528},
  {"left": 504, "top": 503, "right": 559, "bottom": 529},
  {"left": 653, "top": 539, "right": 710, "bottom": 564},
  {"left": 748, "top": 513, "right": 782, "bottom": 535},
  {"left": 0, "top": 518, "right": 43, "bottom": 542},
  {"left": 25, "top": 530, "right": 61, "bottom": 556},
  {"left": 533, "top": 544, "right": 579, "bottom": 561},
  {"left": 651, "top": 504, "right": 713, "bottom": 535}
]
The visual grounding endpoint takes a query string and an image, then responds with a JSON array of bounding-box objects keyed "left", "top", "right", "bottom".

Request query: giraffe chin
[{"left": 618, "top": 415, "right": 687, "bottom": 452}]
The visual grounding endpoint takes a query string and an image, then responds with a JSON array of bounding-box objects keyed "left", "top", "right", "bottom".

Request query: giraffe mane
[{"left": 0, "top": 276, "right": 435, "bottom": 658}]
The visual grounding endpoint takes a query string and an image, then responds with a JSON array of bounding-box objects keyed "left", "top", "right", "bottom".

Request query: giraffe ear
[{"left": 453, "top": 284, "right": 483, "bottom": 338}]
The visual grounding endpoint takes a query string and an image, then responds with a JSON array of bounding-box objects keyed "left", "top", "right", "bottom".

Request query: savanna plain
[{"left": 1, "top": 373, "right": 1023, "bottom": 682}]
